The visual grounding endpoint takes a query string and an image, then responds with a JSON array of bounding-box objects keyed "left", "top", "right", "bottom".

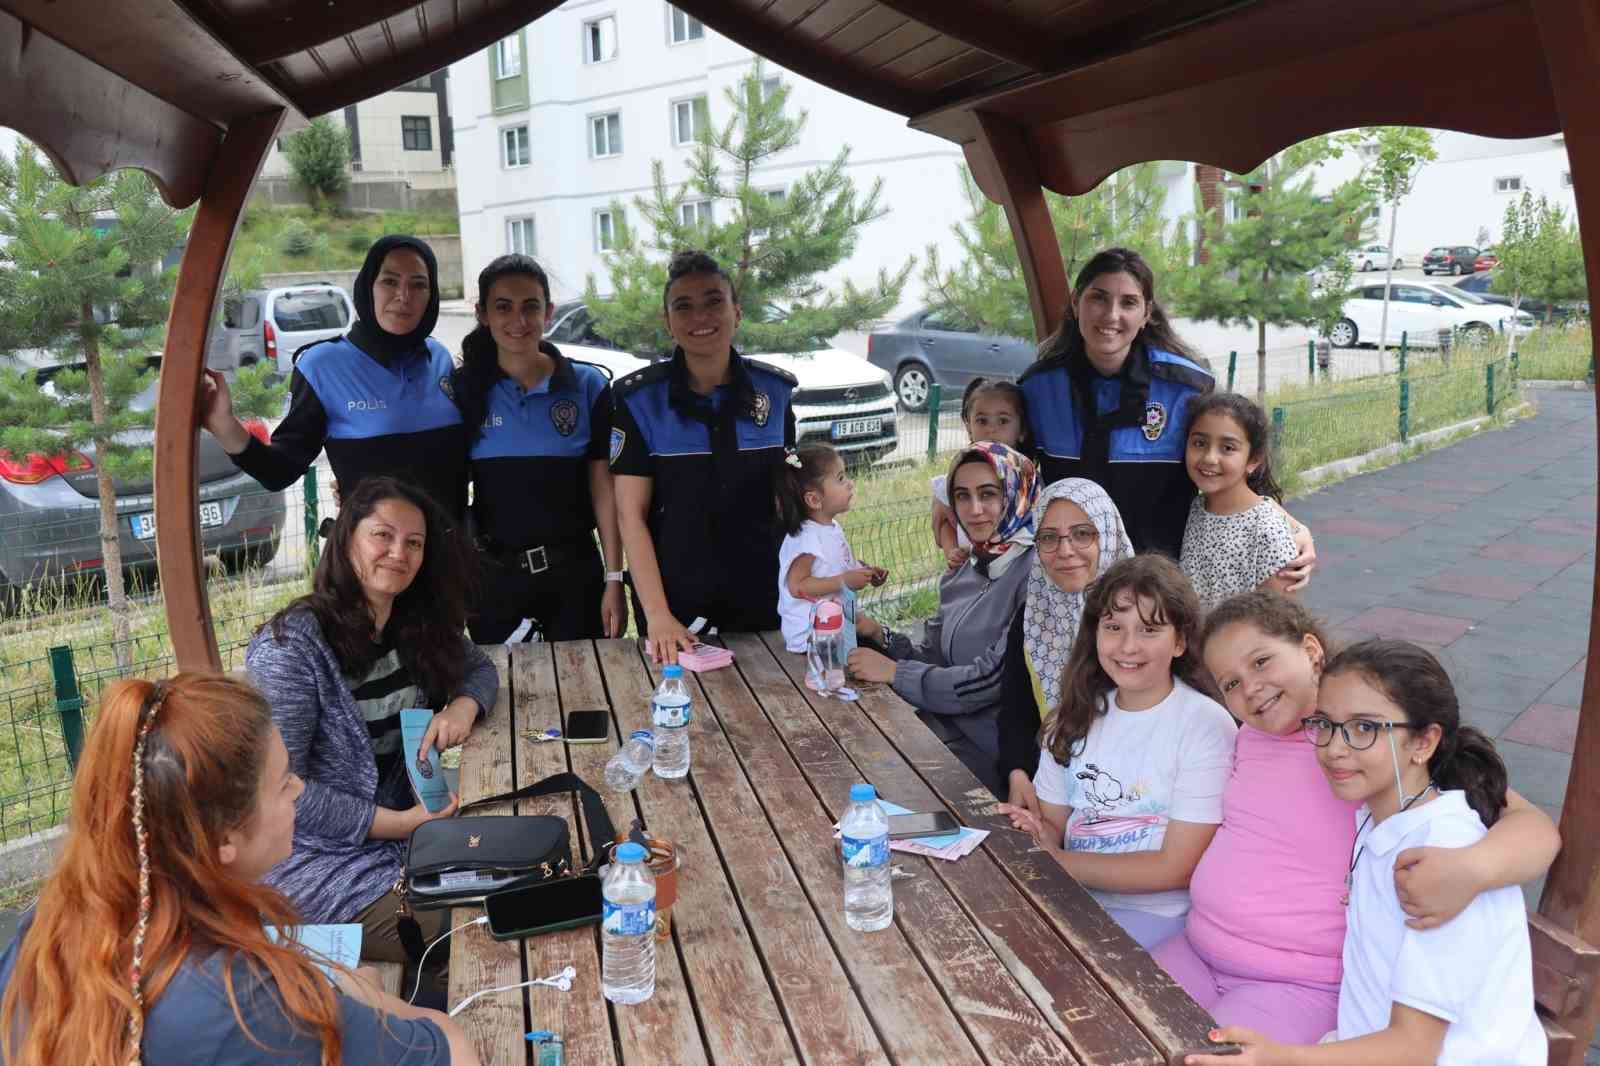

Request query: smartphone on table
[
  {"left": 887, "top": 811, "right": 961, "bottom": 840},
  {"left": 483, "top": 875, "right": 605, "bottom": 940},
  {"left": 564, "top": 710, "right": 611, "bottom": 744}
]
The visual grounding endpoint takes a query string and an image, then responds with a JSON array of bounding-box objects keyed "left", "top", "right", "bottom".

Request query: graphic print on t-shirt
[{"left": 1069, "top": 763, "right": 1163, "bottom": 850}]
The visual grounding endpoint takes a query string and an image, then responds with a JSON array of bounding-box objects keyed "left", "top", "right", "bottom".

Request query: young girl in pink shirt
[{"left": 1153, "top": 591, "right": 1560, "bottom": 1044}]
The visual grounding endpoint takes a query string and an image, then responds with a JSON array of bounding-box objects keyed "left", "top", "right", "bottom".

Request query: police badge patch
[
  {"left": 609, "top": 428, "right": 626, "bottom": 466},
  {"left": 749, "top": 390, "right": 771, "bottom": 427},
  {"left": 550, "top": 399, "right": 579, "bottom": 437},
  {"left": 438, "top": 374, "right": 455, "bottom": 401},
  {"left": 1142, "top": 400, "right": 1168, "bottom": 442}
]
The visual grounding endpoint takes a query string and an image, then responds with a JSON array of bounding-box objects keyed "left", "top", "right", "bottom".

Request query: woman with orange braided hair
[{"left": 0, "top": 673, "right": 479, "bottom": 1066}]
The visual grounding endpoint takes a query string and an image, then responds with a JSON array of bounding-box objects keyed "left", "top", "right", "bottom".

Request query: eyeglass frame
[
  {"left": 1035, "top": 523, "right": 1098, "bottom": 554},
  {"left": 1301, "top": 714, "right": 1420, "bottom": 751}
]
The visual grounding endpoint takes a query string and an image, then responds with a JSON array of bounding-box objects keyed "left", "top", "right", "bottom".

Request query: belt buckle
[{"left": 522, "top": 545, "right": 550, "bottom": 574}]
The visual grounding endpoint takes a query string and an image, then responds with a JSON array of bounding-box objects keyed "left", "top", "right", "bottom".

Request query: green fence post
[
  {"left": 1307, "top": 340, "right": 1315, "bottom": 381},
  {"left": 1226, "top": 351, "right": 1237, "bottom": 393},
  {"left": 1270, "top": 406, "right": 1285, "bottom": 472},
  {"left": 302, "top": 467, "right": 320, "bottom": 570},
  {"left": 49, "top": 645, "right": 85, "bottom": 772},
  {"left": 925, "top": 382, "right": 943, "bottom": 461},
  {"left": 1398, "top": 331, "right": 1408, "bottom": 376},
  {"left": 1486, "top": 363, "right": 1496, "bottom": 416},
  {"left": 1399, "top": 379, "right": 1410, "bottom": 443}
]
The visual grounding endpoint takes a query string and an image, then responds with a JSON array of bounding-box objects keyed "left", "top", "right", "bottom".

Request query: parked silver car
[
  {"left": 866, "top": 308, "right": 1036, "bottom": 411},
  {"left": 0, "top": 370, "right": 287, "bottom": 605},
  {"left": 209, "top": 284, "right": 355, "bottom": 375}
]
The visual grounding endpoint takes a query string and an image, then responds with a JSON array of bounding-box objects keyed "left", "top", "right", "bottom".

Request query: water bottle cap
[
  {"left": 814, "top": 601, "right": 844, "bottom": 632},
  {"left": 849, "top": 783, "right": 876, "bottom": 803},
  {"left": 628, "top": 730, "right": 654, "bottom": 742},
  {"left": 615, "top": 842, "right": 647, "bottom": 863},
  {"left": 663, "top": 664, "right": 685, "bottom": 679}
]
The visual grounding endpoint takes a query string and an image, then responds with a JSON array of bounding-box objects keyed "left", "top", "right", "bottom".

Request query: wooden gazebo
[{"left": 3, "top": 0, "right": 1598, "bottom": 1056}]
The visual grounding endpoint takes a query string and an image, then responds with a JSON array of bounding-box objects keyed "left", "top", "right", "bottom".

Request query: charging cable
[
  {"left": 408, "top": 916, "right": 489, "bottom": 1004},
  {"left": 449, "top": 965, "right": 577, "bottom": 1017}
]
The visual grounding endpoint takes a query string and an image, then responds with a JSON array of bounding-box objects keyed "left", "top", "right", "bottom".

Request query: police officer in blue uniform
[
  {"left": 450, "top": 255, "right": 627, "bottom": 643},
  {"left": 200, "top": 235, "right": 468, "bottom": 519},
  {"left": 1019, "top": 247, "right": 1313, "bottom": 577},
  {"left": 611, "top": 250, "right": 797, "bottom": 663}
]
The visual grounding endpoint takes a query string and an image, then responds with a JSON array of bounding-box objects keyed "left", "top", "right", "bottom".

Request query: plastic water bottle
[
  {"left": 651, "top": 665, "right": 692, "bottom": 780},
  {"left": 605, "top": 730, "right": 656, "bottom": 791},
  {"left": 806, "top": 600, "right": 849, "bottom": 697},
  {"left": 839, "top": 783, "right": 893, "bottom": 932},
  {"left": 601, "top": 841, "right": 656, "bottom": 1004}
]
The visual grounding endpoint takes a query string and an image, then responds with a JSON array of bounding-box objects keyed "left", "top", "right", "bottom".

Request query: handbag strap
[{"left": 457, "top": 772, "right": 618, "bottom": 871}]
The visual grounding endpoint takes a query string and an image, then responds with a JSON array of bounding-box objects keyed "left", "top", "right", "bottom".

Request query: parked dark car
[
  {"left": 1454, "top": 269, "right": 1584, "bottom": 324},
  {"left": 866, "top": 309, "right": 1036, "bottom": 411},
  {"left": 1422, "top": 245, "right": 1481, "bottom": 276}
]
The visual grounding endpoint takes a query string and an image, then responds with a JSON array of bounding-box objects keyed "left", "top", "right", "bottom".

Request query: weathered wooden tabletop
[{"left": 448, "top": 635, "right": 1218, "bottom": 1066}]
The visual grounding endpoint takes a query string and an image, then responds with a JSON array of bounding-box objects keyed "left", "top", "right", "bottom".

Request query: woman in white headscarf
[{"left": 994, "top": 478, "right": 1135, "bottom": 814}]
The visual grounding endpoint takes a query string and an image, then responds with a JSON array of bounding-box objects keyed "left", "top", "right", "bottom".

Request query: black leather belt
[{"left": 475, "top": 534, "right": 595, "bottom": 575}]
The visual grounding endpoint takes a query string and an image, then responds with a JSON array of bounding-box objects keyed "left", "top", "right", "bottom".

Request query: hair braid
[{"left": 124, "top": 680, "right": 166, "bottom": 1066}]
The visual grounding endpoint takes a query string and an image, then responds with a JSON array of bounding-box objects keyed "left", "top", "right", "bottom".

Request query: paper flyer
[
  {"left": 401, "top": 707, "right": 452, "bottom": 813},
  {"left": 268, "top": 924, "right": 363, "bottom": 976}
]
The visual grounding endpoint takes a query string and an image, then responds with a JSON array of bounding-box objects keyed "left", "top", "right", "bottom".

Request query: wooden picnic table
[{"left": 447, "top": 635, "right": 1218, "bottom": 1066}]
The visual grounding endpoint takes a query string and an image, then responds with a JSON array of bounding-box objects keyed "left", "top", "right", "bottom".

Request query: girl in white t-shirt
[
  {"left": 932, "top": 378, "right": 1031, "bottom": 570},
  {"left": 998, "top": 554, "right": 1237, "bottom": 949},
  {"left": 775, "top": 443, "right": 888, "bottom": 653},
  {"left": 1187, "top": 638, "right": 1544, "bottom": 1066}
]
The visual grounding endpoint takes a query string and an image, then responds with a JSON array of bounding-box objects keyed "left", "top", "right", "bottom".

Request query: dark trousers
[
  {"left": 468, "top": 541, "right": 606, "bottom": 644},
  {"left": 628, "top": 579, "right": 777, "bottom": 638}
]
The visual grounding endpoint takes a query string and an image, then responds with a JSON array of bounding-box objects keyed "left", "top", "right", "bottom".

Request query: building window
[
  {"left": 680, "top": 200, "right": 713, "bottom": 228},
  {"left": 761, "top": 75, "right": 782, "bottom": 103},
  {"left": 583, "top": 15, "right": 618, "bottom": 63},
  {"left": 590, "top": 112, "right": 622, "bottom": 158},
  {"left": 672, "top": 96, "right": 708, "bottom": 146},
  {"left": 764, "top": 187, "right": 786, "bottom": 203},
  {"left": 669, "top": 5, "right": 704, "bottom": 43},
  {"left": 502, "top": 125, "right": 530, "bottom": 168},
  {"left": 1563, "top": 171, "right": 1574, "bottom": 188},
  {"left": 494, "top": 36, "right": 522, "bottom": 79},
  {"left": 1494, "top": 175, "right": 1523, "bottom": 193},
  {"left": 507, "top": 216, "right": 536, "bottom": 255},
  {"left": 401, "top": 116, "right": 432, "bottom": 151},
  {"left": 595, "top": 209, "right": 621, "bottom": 251}
]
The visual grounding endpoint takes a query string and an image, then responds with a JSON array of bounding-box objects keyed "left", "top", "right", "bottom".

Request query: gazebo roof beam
[{"left": 865, "top": 0, "right": 1058, "bottom": 73}]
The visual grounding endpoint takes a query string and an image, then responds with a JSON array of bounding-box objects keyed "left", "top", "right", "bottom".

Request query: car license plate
[
  {"left": 830, "top": 416, "right": 882, "bottom": 441},
  {"left": 131, "top": 501, "right": 225, "bottom": 541}
]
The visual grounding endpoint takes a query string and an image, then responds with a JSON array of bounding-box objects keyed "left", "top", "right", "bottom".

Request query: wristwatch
[{"left": 604, "top": 570, "right": 625, "bottom": 583}]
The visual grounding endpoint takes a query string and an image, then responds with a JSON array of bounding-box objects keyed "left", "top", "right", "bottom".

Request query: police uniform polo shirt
[
  {"left": 464, "top": 344, "right": 612, "bottom": 551},
  {"left": 610, "top": 348, "right": 797, "bottom": 628},
  {"left": 231, "top": 335, "right": 469, "bottom": 518},
  {"left": 1019, "top": 343, "right": 1212, "bottom": 556}
]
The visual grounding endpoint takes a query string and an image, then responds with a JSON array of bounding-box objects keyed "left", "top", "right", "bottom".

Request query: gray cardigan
[
  {"left": 885, "top": 546, "right": 1034, "bottom": 761},
  {"left": 246, "top": 608, "right": 498, "bottom": 924}
]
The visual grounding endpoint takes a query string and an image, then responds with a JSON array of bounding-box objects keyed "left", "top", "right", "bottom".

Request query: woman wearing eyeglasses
[{"left": 994, "top": 479, "right": 1134, "bottom": 818}]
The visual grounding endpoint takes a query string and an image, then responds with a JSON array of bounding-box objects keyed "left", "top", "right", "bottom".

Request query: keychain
[{"left": 521, "top": 727, "right": 563, "bottom": 743}]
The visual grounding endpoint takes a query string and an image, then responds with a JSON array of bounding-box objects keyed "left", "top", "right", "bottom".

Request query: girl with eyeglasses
[
  {"left": 1177, "top": 613, "right": 1555, "bottom": 1058},
  {"left": 994, "top": 478, "right": 1134, "bottom": 819}
]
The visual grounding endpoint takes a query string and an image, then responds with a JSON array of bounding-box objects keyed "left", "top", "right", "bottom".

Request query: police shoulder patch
[
  {"left": 1142, "top": 400, "right": 1168, "bottom": 442},
  {"left": 609, "top": 428, "right": 626, "bottom": 466}
]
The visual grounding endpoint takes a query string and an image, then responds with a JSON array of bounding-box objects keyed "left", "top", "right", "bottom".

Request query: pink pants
[{"left": 1152, "top": 930, "right": 1340, "bottom": 1044}]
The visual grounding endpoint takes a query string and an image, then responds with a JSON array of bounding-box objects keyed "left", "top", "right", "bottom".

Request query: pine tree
[
  {"left": 586, "top": 63, "right": 910, "bottom": 354},
  {"left": 1494, "top": 191, "right": 1587, "bottom": 338},
  {"left": 284, "top": 116, "right": 351, "bottom": 212},
  {"left": 920, "top": 162, "right": 1182, "bottom": 339},
  {"left": 1166, "top": 137, "right": 1369, "bottom": 406},
  {"left": 0, "top": 144, "right": 191, "bottom": 658}
]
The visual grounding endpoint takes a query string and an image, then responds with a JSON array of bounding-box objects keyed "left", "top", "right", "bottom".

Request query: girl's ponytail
[
  {"left": 1432, "top": 724, "right": 1511, "bottom": 827},
  {"left": 773, "top": 444, "right": 839, "bottom": 537}
]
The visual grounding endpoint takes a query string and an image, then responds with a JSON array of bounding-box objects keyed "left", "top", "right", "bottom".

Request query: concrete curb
[
  {"left": 0, "top": 826, "right": 63, "bottom": 889},
  {"left": 1294, "top": 400, "right": 1532, "bottom": 494}
]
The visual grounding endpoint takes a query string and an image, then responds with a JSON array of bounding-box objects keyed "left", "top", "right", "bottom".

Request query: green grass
[{"left": 227, "top": 205, "right": 459, "bottom": 287}]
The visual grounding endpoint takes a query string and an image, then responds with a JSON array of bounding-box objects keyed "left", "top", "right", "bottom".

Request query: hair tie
[
  {"left": 784, "top": 449, "right": 803, "bottom": 469},
  {"left": 317, "top": 517, "right": 336, "bottom": 539},
  {"left": 126, "top": 680, "right": 168, "bottom": 1065}
]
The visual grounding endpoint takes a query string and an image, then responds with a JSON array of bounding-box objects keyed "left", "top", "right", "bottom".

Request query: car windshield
[
  {"left": 274, "top": 291, "right": 350, "bottom": 332},
  {"left": 1446, "top": 287, "right": 1490, "bottom": 305},
  {"left": 1427, "top": 246, "right": 1451, "bottom": 256}
]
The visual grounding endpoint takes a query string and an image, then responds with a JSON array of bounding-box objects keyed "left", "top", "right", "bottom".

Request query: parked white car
[
  {"left": 208, "top": 284, "right": 356, "bottom": 376},
  {"left": 1347, "top": 244, "right": 1402, "bottom": 272},
  {"left": 1328, "top": 281, "right": 1536, "bottom": 349}
]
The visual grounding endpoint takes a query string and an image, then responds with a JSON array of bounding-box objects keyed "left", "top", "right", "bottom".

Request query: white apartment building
[
  {"left": 448, "top": 2, "right": 968, "bottom": 308},
  {"left": 259, "top": 73, "right": 454, "bottom": 179}
]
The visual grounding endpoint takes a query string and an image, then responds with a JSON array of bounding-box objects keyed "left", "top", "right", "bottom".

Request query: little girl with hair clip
[
  {"left": 1187, "top": 638, "right": 1547, "bottom": 1066},
  {"left": 932, "top": 377, "right": 1031, "bottom": 571},
  {"left": 775, "top": 443, "right": 887, "bottom": 654},
  {"left": 998, "top": 554, "right": 1238, "bottom": 950},
  {"left": 1180, "top": 392, "right": 1298, "bottom": 611}
]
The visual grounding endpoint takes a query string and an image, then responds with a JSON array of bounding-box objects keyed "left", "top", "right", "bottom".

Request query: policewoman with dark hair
[
  {"left": 1020, "top": 246, "right": 1314, "bottom": 580},
  {"left": 450, "top": 254, "right": 627, "bottom": 642},
  {"left": 611, "top": 250, "right": 797, "bottom": 663},
  {"left": 200, "top": 235, "right": 469, "bottom": 518}
]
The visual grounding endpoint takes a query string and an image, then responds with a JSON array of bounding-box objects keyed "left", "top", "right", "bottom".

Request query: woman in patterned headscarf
[
  {"left": 847, "top": 442, "right": 1040, "bottom": 794},
  {"left": 995, "top": 478, "right": 1135, "bottom": 815}
]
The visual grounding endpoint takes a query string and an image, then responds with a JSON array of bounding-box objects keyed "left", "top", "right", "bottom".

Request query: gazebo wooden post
[
  {"left": 153, "top": 108, "right": 284, "bottom": 672},
  {"left": 963, "top": 112, "right": 1068, "bottom": 341},
  {"left": 1530, "top": 2, "right": 1600, "bottom": 1061}
]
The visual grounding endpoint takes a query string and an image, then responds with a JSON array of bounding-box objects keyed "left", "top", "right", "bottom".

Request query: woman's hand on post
[
  {"left": 198, "top": 369, "right": 252, "bottom": 454},
  {"left": 420, "top": 698, "right": 477, "bottom": 754},
  {"left": 601, "top": 582, "right": 627, "bottom": 638},
  {"left": 644, "top": 611, "right": 697, "bottom": 664},
  {"left": 846, "top": 647, "right": 897, "bottom": 684}
]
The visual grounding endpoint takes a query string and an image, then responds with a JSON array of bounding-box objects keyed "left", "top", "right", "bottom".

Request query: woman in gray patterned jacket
[{"left": 247, "top": 476, "right": 497, "bottom": 963}]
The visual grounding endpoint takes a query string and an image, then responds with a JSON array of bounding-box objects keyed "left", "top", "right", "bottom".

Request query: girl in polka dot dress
[{"left": 1178, "top": 393, "right": 1298, "bottom": 612}]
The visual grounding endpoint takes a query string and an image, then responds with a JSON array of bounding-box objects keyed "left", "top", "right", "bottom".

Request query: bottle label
[
  {"left": 841, "top": 833, "right": 889, "bottom": 869},
  {"left": 602, "top": 897, "right": 656, "bottom": 937},
  {"left": 652, "top": 699, "right": 691, "bottom": 729}
]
